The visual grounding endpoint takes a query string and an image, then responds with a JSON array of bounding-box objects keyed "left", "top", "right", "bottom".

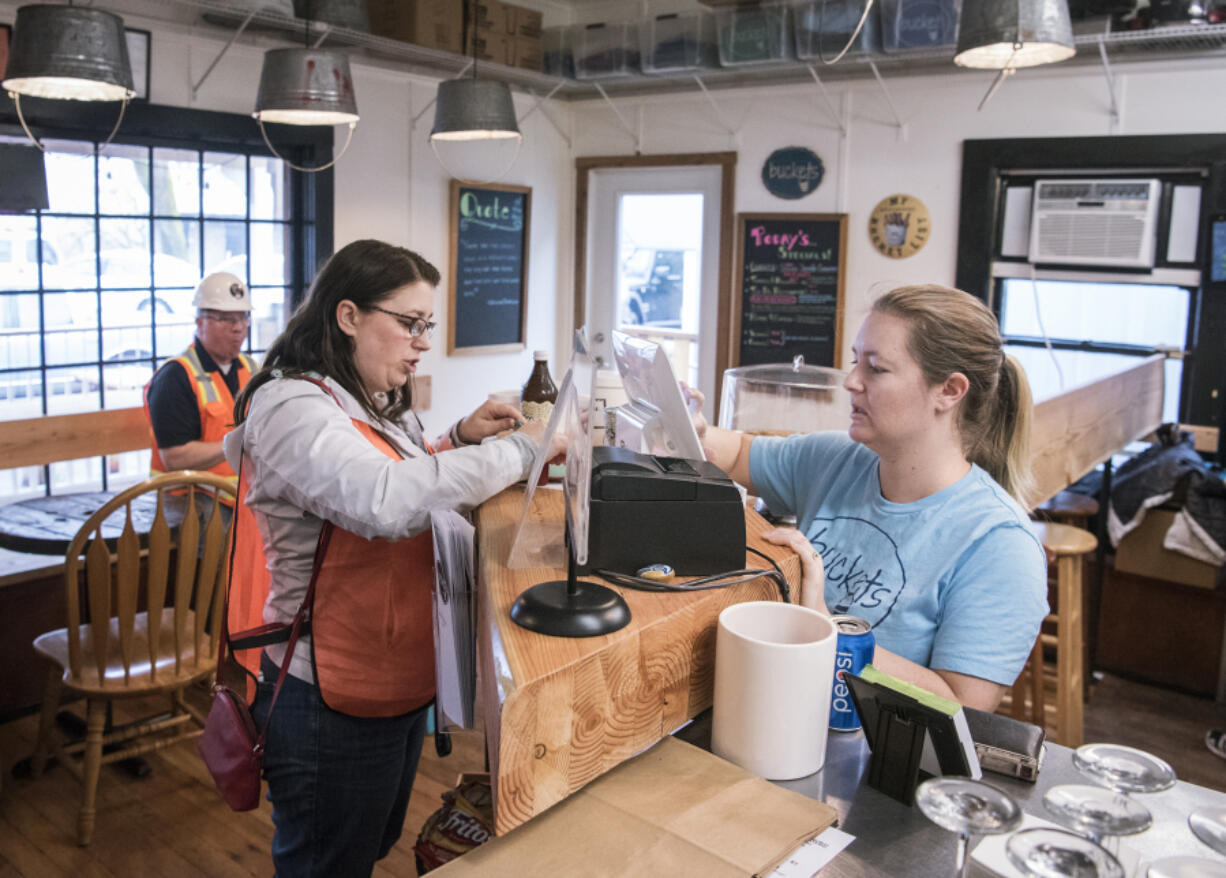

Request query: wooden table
[
  {"left": 0, "top": 490, "right": 190, "bottom": 555},
  {"left": 475, "top": 485, "right": 801, "bottom": 835}
]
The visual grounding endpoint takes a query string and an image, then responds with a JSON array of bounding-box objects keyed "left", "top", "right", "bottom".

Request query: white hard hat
[{"left": 193, "top": 272, "right": 252, "bottom": 311}]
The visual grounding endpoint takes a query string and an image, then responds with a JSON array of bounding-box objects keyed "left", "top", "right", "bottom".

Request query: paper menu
[{"left": 430, "top": 508, "right": 477, "bottom": 730}]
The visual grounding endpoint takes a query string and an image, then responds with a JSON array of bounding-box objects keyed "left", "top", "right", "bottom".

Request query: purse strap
[{"left": 216, "top": 443, "right": 335, "bottom": 753}]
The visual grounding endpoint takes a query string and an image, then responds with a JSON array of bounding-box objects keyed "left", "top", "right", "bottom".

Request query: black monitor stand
[{"left": 510, "top": 523, "right": 631, "bottom": 638}]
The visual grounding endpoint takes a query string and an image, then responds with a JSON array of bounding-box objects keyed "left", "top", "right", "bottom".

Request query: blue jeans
[{"left": 253, "top": 652, "right": 429, "bottom": 878}]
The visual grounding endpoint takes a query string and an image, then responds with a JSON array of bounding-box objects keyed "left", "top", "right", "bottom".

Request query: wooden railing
[{"left": 0, "top": 407, "right": 153, "bottom": 470}]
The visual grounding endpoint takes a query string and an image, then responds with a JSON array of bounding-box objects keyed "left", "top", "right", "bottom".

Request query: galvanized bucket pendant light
[
  {"left": 428, "top": 0, "right": 522, "bottom": 181},
  {"left": 955, "top": 0, "right": 1076, "bottom": 70},
  {"left": 1, "top": 4, "right": 135, "bottom": 151},
  {"left": 252, "top": 15, "right": 359, "bottom": 173}
]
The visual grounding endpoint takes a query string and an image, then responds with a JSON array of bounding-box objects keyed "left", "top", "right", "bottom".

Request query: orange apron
[
  {"left": 144, "top": 344, "right": 255, "bottom": 482},
  {"left": 228, "top": 379, "right": 436, "bottom": 718}
]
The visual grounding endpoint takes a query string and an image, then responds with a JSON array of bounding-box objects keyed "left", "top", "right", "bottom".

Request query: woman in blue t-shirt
[{"left": 697, "top": 285, "right": 1047, "bottom": 711}]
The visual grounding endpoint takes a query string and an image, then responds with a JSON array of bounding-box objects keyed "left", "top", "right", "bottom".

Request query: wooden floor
[{"left": 1, "top": 672, "right": 1223, "bottom": 877}]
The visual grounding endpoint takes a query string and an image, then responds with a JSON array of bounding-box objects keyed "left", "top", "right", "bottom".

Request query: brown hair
[
  {"left": 872, "top": 285, "right": 1035, "bottom": 508},
  {"left": 235, "top": 239, "right": 440, "bottom": 426}
]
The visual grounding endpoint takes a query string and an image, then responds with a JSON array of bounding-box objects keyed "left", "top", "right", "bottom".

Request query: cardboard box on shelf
[
  {"left": 1114, "top": 507, "right": 1221, "bottom": 590},
  {"left": 514, "top": 33, "right": 543, "bottom": 70},
  {"left": 469, "top": 30, "right": 515, "bottom": 65},
  {"left": 510, "top": 3, "right": 543, "bottom": 38},
  {"left": 472, "top": 0, "right": 513, "bottom": 34},
  {"left": 367, "top": 0, "right": 463, "bottom": 54}
]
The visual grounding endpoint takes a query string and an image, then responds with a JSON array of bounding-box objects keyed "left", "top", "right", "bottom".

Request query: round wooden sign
[{"left": 868, "top": 194, "right": 930, "bottom": 259}]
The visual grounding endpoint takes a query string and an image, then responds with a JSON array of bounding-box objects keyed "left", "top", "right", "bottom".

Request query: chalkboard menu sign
[
  {"left": 734, "top": 213, "right": 847, "bottom": 368},
  {"left": 448, "top": 180, "right": 531, "bottom": 354}
]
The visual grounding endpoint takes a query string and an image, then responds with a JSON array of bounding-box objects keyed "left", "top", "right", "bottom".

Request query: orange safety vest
[
  {"left": 144, "top": 344, "right": 255, "bottom": 482},
  {"left": 228, "top": 379, "right": 436, "bottom": 718}
]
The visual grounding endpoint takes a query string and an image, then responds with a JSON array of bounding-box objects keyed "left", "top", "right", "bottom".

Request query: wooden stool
[
  {"left": 1036, "top": 490, "right": 1099, "bottom": 530},
  {"left": 1014, "top": 522, "right": 1097, "bottom": 747}
]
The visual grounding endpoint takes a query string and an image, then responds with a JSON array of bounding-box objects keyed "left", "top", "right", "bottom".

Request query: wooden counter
[{"left": 474, "top": 486, "right": 801, "bottom": 835}]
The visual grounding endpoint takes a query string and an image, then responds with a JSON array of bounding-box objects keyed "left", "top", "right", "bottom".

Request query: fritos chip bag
[{"left": 414, "top": 776, "right": 494, "bottom": 873}]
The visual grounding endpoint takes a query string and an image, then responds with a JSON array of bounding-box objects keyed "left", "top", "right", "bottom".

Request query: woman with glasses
[
  {"left": 143, "top": 270, "right": 257, "bottom": 485},
  {"left": 223, "top": 239, "right": 560, "bottom": 877}
]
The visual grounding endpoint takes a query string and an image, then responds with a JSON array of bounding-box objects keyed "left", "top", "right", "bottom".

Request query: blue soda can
[{"left": 829, "top": 615, "right": 875, "bottom": 731}]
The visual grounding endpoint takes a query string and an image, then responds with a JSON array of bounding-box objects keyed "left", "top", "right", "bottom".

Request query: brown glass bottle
[{"left": 521, "top": 350, "right": 557, "bottom": 423}]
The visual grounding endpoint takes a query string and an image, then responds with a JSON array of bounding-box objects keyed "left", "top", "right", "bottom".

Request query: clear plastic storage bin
[
  {"left": 640, "top": 11, "right": 718, "bottom": 73},
  {"left": 543, "top": 26, "right": 575, "bottom": 78},
  {"left": 878, "top": 0, "right": 961, "bottom": 53},
  {"left": 574, "top": 21, "right": 640, "bottom": 79},
  {"left": 793, "top": 0, "right": 879, "bottom": 61},
  {"left": 714, "top": 1, "right": 794, "bottom": 66}
]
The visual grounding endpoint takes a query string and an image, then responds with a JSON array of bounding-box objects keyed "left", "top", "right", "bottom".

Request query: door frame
[{"left": 575, "top": 152, "right": 737, "bottom": 416}]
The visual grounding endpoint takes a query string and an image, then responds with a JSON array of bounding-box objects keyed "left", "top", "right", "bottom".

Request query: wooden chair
[
  {"left": 1010, "top": 521, "right": 1097, "bottom": 747},
  {"left": 28, "top": 471, "right": 236, "bottom": 845}
]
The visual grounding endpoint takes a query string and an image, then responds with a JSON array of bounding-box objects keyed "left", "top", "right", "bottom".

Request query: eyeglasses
[
  {"left": 370, "top": 305, "right": 437, "bottom": 339},
  {"left": 201, "top": 311, "right": 251, "bottom": 326}
]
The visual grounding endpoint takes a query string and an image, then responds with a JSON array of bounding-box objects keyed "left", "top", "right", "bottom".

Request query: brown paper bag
[{"left": 431, "top": 736, "right": 839, "bottom": 877}]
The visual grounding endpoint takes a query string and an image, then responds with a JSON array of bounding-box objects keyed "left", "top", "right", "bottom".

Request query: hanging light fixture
[
  {"left": 2, "top": 4, "right": 134, "bottom": 102},
  {"left": 253, "top": 47, "right": 359, "bottom": 126},
  {"left": 251, "top": 15, "right": 359, "bottom": 175},
  {"left": 954, "top": 0, "right": 1076, "bottom": 69}
]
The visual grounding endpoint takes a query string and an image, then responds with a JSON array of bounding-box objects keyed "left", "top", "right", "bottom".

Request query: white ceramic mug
[{"left": 711, "top": 601, "right": 837, "bottom": 780}]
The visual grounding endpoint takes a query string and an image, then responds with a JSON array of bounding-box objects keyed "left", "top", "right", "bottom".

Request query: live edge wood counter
[{"left": 474, "top": 485, "right": 802, "bottom": 836}]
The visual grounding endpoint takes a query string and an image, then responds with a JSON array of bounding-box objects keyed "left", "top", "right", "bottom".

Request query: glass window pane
[
  {"left": 155, "top": 292, "right": 197, "bottom": 359},
  {"left": 250, "top": 155, "right": 287, "bottom": 220},
  {"left": 0, "top": 464, "right": 47, "bottom": 501},
  {"left": 204, "top": 220, "right": 247, "bottom": 278},
  {"left": 153, "top": 147, "right": 200, "bottom": 217},
  {"left": 50, "top": 457, "right": 103, "bottom": 494},
  {"left": 106, "top": 449, "right": 152, "bottom": 491},
  {"left": 42, "top": 139, "right": 95, "bottom": 214},
  {"left": 45, "top": 365, "right": 99, "bottom": 414},
  {"left": 103, "top": 360, "right": 154, "bottom": 409},
  {"left": 154, "top": 219, "right": 201, "bottom": 285},
  {"left": 0, "top": 215, "right": 40, "bottom": 291},
  {"left": 98, "top": 221, "right": 152, "bottom": 289},
  {"left": 0, "top": 369, "right": 44, "bottom": 420},
  {"left": 617, "top": 193, "right": 703, "bottom": 333},
  {"left": 252, "top": 286, "right": 289, "bottom": 352},
  {"left": 101, "top": 290, "right": 155, "bottom": 360},
  {"left": 250, "top": 221, "right": 288, "bottom": 286},
  {"left": 41, "top": 217, "right": 96, "bottom": 290},
  {"left": 99, "top": 144, "right": 151, "bottom": 215},
  {"left": 203, "top": 151, "right": 247, "bottom": 218},
  {"left": 1000, "top": 280, "right": 1189, "bottom": 349},
  {"left": 0, "top": 294, "right": 43, "bottom": 368},
  {"left": 44, "top": 307, "right": 99, "bottom": 365}
]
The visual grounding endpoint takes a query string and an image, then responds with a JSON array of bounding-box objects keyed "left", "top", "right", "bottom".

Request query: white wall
[{"left": 569, "top": 54, "right": 1226, "bottom": 366}]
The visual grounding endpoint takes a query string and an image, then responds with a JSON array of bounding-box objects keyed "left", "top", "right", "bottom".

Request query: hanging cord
[
  {"left": 11, "top": 92, "right": 129, "bottom": 153},
  {"left": 257, "top": 119, "right": 356, "bottom": 174},
  {"left": 816, "top": 0, "right": 876, "bottom": 66},
  {"left": 594, "top": 545, "right": 791, "bottom": 604},
  {"left": 1028, "top": 261, "right": 1064, "bottom": 391}
]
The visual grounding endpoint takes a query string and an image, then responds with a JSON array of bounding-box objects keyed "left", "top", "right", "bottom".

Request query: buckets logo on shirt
[{"left": 806, "top": 516, "right": 907, "bottom": 628}]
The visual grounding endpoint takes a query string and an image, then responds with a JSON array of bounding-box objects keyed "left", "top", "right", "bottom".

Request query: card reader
[{"left": 585, "top": 446, "right": 746, "bottom": 576}]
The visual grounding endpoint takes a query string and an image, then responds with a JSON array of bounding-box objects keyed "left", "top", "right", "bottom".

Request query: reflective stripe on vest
[
  {"left": 145, "top": 346, "right": 253, "bottom": 483},
  {"left": 228, "top": 379, "right": 437, "bottom": 717}
]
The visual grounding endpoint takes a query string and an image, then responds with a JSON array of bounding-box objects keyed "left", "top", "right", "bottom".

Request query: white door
[{"left": 585, "top": 165, "right": 723, "bottom": 407}]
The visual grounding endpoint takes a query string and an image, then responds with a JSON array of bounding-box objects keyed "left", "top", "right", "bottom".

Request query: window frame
[{"left": 0, "top": 99, "right": 333, "bottom": 495}]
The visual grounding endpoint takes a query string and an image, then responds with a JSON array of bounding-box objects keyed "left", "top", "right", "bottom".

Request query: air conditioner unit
[{"left": 1029, "top": 178, "right": 1162, "bottom": 268}]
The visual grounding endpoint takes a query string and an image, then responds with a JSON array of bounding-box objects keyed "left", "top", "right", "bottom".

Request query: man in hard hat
[{"left": 143, "top": 272, "right": 258, "bottom": 489}]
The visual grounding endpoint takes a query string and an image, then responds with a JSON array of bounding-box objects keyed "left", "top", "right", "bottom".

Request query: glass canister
[{"left": 718, "top": 355, "right": 848, "bottom": 436}]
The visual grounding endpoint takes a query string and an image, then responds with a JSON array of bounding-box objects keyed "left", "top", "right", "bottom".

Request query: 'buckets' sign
[{"left": 761, "top": 147, "right": 825, "bottom": 200}]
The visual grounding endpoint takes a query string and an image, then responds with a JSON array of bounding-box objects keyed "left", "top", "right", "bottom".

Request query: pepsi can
[{"left": 829, "top": 615, "right": 874, "bottom": 731}]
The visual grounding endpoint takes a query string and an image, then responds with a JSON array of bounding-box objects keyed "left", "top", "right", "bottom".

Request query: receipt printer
[{"left": 585, "top": 446, "right": 746, "bottom": 576}]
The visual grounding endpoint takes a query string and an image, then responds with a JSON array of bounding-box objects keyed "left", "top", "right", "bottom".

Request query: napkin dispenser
[{"left": 585, "top": 446, "right": 746, "bottom": 576}]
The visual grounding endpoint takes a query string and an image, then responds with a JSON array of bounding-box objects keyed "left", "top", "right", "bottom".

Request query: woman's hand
[
  {"left": 680, "top": 381, "right": 707, "bottom": 440},
  {"left": 761, "top": 526, "right": 829, "bottom": 614},
  {"left": 458, "top": 400, "right": 523, "bottom": 444},
  {"left": 515, "top": 418, "right": 568, "bottom": 463}
]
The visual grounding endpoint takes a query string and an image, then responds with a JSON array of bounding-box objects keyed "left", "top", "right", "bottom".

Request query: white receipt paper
[{"left": 765, "top": 827, "right": 855, "bottom": 877}]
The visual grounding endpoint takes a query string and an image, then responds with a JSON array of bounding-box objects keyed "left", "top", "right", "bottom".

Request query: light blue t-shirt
[{"left": 750, "top": 431, "right": 1048, "bottom": 686}]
